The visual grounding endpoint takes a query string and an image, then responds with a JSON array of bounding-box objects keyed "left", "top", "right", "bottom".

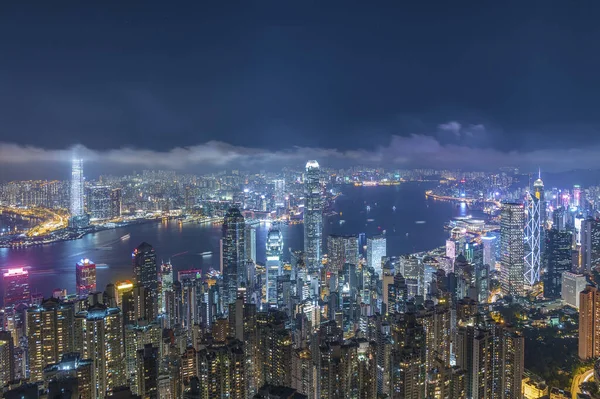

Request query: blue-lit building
[
  {"left": 266, "top": 228, "right": 283, "bottom": 307},
  {"left": 304, "top": 160, "right": 323, "bottom": 270},
  {"left": 222, "top": 207, "right": 246, "bottom": 306}
]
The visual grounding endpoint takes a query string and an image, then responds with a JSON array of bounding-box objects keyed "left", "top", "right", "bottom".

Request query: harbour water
[{"left": 0, "top": 182, "right": 460, "bottom": 297}]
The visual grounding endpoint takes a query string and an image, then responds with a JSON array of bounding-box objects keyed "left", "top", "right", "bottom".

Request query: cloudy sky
[{"left": 1, "top": 2, "right": 600, "bottom": 177}]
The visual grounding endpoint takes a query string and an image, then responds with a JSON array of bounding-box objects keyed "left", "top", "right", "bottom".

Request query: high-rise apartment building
[
  {"left": 197, "top": 339, "right": 247, "bottom": 399},
  {"left": 455, "top": 324, "right": 524, "bottom": 399},
  {"left": 136, "top": 344, "right": 159, "bottom": 399},
  {"left": 327, "top": 234, "right": 359, "bottom": 272},
  {"left": 81, "top": 304, "right": 126, "bottom": 397},
  {"left": 500, "top": 203, "right": 525, "bottom": 297},
  {"left": 304, "top": 160, "right": 323, "bottom": 270},
  {"left": 579, "top": 286, "right": 600, "bottom": 360},
  {"left": 43, "top": 353, "right": 94, "bottom": 399},
  {"left": 124, "top": 323, "right": 161, "bottom": 394},
  {"left": 0, "top": 331, "right": 14, "bottom": 387},
  {"left": 76, "top": 258, "right": 97, "bottom": 296},
  {"left": 291, "top": 348, "right": 316, "bottom": 399},
  {"left": 27, "top": 298, "right": 75, "bottom": 382},
  {"left": 222, "top": 207, "right": 246, "bottom": 306}
]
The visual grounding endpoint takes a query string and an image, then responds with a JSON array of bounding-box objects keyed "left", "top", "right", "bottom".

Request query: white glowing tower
[
  {"left": 70, "top": 158, "right": 84, "bottom": 217},
  {"left": 524, "top": 173, "right": 543, "bottom": 286}
]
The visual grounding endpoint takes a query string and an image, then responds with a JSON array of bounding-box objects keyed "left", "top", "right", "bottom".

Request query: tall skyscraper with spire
[
  {"left": 524, "top": 173, "right": 543, "bottom": 287},
  {"left": 70, "top": 158, "right": 84, "bottom": 217},
  {"left": 304, "top": 160, "right": 323, "bottom": 270}
]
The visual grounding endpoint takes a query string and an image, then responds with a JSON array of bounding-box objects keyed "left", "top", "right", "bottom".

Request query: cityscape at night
[{"left": 2, "top": 2, "right": 600, "bottom": 399}]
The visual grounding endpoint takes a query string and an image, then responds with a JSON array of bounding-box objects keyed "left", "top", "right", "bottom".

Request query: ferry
[
  {"left": 200, "top": 251, "right": 212, "bottom": 257},
  {"left": 120, "top": 234, "right": 130, "bottom": 241}
]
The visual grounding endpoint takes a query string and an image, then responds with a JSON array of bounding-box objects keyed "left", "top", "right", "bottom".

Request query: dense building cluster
[{"left": 5, "top": 161, "right": 600, "bottom": 398}]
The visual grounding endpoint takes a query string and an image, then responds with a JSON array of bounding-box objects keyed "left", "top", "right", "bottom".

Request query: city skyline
[{"left": 1, "top": 3, "right": 600, "bottom": 398}]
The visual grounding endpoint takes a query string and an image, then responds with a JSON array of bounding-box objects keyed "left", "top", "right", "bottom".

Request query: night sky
[{"left": 1, "top": 2, "right": 600, "bottom": 175}]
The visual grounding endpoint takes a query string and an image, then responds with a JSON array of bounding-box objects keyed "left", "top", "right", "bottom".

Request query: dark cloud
[
  {"left": 1, "top": 3, "right": 600, "bottom": 166},
  {"left": 0, "top": 129, "right": 597, "bottom": 173}
]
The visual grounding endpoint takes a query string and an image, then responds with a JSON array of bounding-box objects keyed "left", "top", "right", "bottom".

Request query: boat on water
[
  {"left": 200, "top": 251, "right": 212, "bottom": 257},
  {"left": 367, "top": 218, "right": 375, "bottom": 222},
  {"left": 415, "top": 220, "right": 426, "bottom": 224},
  {"left": 120, "top": 234, "right": 130, "bottom": 241}
]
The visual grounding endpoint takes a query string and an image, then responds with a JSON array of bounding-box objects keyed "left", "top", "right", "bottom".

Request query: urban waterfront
[{"left": 0, "top": 183, "right": 457, "bottom": 297}]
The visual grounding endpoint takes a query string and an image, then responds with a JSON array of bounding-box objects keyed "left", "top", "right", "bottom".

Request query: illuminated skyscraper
[
  {"left": 481, "top": 235, "right": 496, "bottom": 268},
  {"left": 159, "top": 261, "right": 173, "bottom": 314},
  {"left": 132, "top": 242, "right": 158, "bottom": 291},
  {"left": 534, "top": 173, "right": 546, "bottom": 231},
  {"left": 222, "top": 207, "right": 246, "bottom": 305},
  {"left": 274, "top": 179, "right": 286, "bottom": 208},
  {"left": 304, "top": 160, "right": 323, "bottom": 270},
  {"left": 3, "top": 268, "right": 30, "bottom": 308},
  {"left": 266, "top": 229, "right": 283, "bottom": 307},
  {"left": 581, "top": 218, "right": 600, "bottom": 273},
  {"left": 500, "top": 203, "right": 525, "bottom": 297},
  {"left": 76, "top": 259, "right": 97, "bottom": 296},
  {"left": 525, "top": 178, "right": 542, "bottom": 286},
  {"left": 245, "top": 225, "right": 257, "bottom": 263},
  {"left": 110, "top": 188, "right": 122, "bottom": 218},
  {"left": 543, "top": 229, "right": 573, "bottom": 299},
  {"left": 573, "top": 184, "right": 582, "bottom": 208},
  {"left": 367, "top": 235, "right": 387, "bottom": 278},
  {"left": 70, "top": 158, "right": 84, "bottom": 217},
  {"left": 87, "top": 185, "right": 112, "bottom": 220}
]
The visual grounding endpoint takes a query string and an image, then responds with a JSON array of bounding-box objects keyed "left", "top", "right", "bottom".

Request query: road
[{"left": 571, "top": 368, "right": 593, "bottom": 399}]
